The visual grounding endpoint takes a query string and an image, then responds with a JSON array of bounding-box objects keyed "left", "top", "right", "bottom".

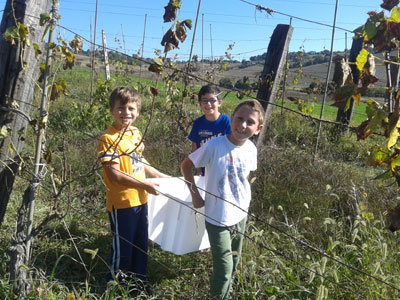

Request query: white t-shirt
[{"left": 189, "top": 135, "right": 257, "bottom": 226}]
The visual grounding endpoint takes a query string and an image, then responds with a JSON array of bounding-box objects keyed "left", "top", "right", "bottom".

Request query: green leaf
[
  {"left": 84, "top": 248, "right": 98, "bottom": 260},
  {"left": 375, "top": 169, "right": 393, "bottom": 180},
  {"left": 391, "top": 154, "right": 400, "bottom": 173},
  {"left": 363, "top": 20, "right": 378, "bottom": 42},
  {"left": 365, "top": 99, "right": 380, "bottom": 119},
  {"left": 153, "top": 57, "right": 164, "bottom": 66},
  {"left": 40, "top": 13, "right": 51, "bottom": 26},
  {"left": 182, "top": 19, "right": 192, "bottom": 30},
  {"left": 0, "top": 125, "right": 9, "bottom": 138},
  {"left": 389, "top": 7, "right": 400, "bottom": 23},
  {"left": 356, "top": 49, "right": 369, "bottom": 72},
  {"left": 42, "top": 25, "right": 51, "bottom": 41},
  {"left": 18, "top": 23, "right": 29, "bottom": 46},
  {"left": 3, "top": 26, "right": 18, "bottom": 45},
  {"left": 368, "top": 147, "right": 391, "bottom": 166},
  {"left": 33, "top": 43, "right": 42, "bottom": 59}
]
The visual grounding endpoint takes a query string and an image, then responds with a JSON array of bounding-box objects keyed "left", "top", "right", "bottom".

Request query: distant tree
[{"left": 219, "top": 77, "right": 233, "bottom": 89}]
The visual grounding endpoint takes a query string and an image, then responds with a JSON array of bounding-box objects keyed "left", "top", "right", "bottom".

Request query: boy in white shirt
[{"left": 181, "top": 100, "right": 264, "bottom": 300}]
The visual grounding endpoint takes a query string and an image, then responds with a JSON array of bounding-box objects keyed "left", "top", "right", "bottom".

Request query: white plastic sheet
[{"left": 147, "top": 176, "right": 210, "bottom": 255}]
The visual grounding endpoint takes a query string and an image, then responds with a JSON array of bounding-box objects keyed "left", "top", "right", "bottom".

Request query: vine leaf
[
  {"left": 357, "top": 103, "right": 388, "bottom": 140},
  {"left": 368, "top": 147, "right": 391, "bottom": 166},
  {"left": 390, "top": 154, "right": 400, "bottom": 174},
  {"left": 39, "top": 13, "right": 51, "bottom": 26},
  {"left": 69, "top": 35, "right": 83, "bottom": 53},
  {"left": 18, "top": 23, "right": 30, "bottom": 46},
  {"left": 50, "top": 78, "right": 67, "bottom": 101},
  {"left": 356, "top": 49, "right": 369, "bottom": 71},
  {"left": 363, "top": 17, "right": 379, "bottom": 42},
  {"left": 38, "top": 63, "right": 46, "bottom": 82},
  {"left": 388, "top": 117, "right": 400, "bottom": 149},
  {"left": 161, "top": 29, "right": 179, "bottom": 51},
  {"left": 181, "top": 19, "right": 192, "bottom": 30},
  {"left": 176, "top": 21, "right": 188, "bottom": 43},
  {"left": 3, "top": 26, "right": 18, "bottom": 45},
  {"left": 381, "top": 0, "right": 400, "bottom": 11},
  {"left": 33, "top": 43, "right": 42, "bottom": 59},
  {"left": 389, "top": 6, "right": 400, "bottom": 22},
  {"left": 0, "top": 125, "right": 9, "bottom": 138},
  {"left": 163, "top": 0, "right": 181, "bottom": 22},
  {"left": 43, "top": 149, "right": 52, "bottom": 164},
  {"left": 148, "top": 64, "right": 162, "bottom": 74},
  {"left": 150, "top": 87, "right": 158, "bottom": 96}
]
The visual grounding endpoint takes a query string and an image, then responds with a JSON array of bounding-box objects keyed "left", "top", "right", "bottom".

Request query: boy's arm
[
  {"left": 191, "top": 142, "right": 202, "bottom": 176},
  {"left": 103, "top": 161, "right": 160, "bottom": 195},
  {"left": 142, "top": 158, "right": 170, "bottom": 178},
  {"left": 181, "top": 157, "right": 204, "bottom": 208},
  {"left": 191, "top": 142, "right": 197, "bottom": 152}
]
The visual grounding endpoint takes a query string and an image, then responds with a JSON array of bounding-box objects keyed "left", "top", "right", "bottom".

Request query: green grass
[{"left": 278, "top": 98, "right": 368, "bottom": 125}]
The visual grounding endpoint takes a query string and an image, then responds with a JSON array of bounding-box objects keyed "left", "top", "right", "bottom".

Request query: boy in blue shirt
[
  {"left": 188, "top": 84, "right": 231, "bottom": 175},
  {"left": 181, "top": 100, "right": 264, "bottom": 300}
]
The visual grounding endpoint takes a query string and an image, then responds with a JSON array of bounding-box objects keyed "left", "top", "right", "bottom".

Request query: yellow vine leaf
[
  {"left": 352, "top": 92, "right": 361, "bottom": 106},
  {"left": 388, "top": 117, "right": 400, "bottom": 150},
  {"left": 389, "top": 7, "right": 400, "bottom": 23},
  {"left": 356, "top": 49, "right": 369, "bottom": 72},
  {"left": 391, "top": 154, "right": 400, "bottom": 173},
  {"left": 362, "top": 212, "right": 374, "bottom": 220},
  {"left": 368, "top": 147, "right": 390, "bottom": 166}
]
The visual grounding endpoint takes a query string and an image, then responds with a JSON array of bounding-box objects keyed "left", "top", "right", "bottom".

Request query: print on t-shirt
[
  {"left": 199, "top": 131, "right": 223, "bottom": 147},
  {"left": 218, "top": 154, "right": 246, "bottom": 200}
]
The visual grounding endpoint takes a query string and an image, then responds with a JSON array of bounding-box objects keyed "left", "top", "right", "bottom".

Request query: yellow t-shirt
[{"left": 98, "top": 126, "right": 148, "bottom": 212}]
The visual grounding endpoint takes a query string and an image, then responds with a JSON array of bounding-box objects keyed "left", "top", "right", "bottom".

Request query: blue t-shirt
[{"left": 188, "top": 113, "right": 231, "bottom": 148}]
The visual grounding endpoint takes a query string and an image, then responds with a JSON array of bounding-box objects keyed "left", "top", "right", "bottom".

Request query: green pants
[{"left": 205, "top": 217, "right": 247, "bottom": 300}]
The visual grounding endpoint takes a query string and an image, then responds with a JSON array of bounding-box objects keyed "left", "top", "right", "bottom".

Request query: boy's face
[
  {"left": 199, "top": 93, "right": 222, "bottom": 117},
  {"left": 229, "top": 105, "right": 263, "bottom": 146},
  {"left": 110, "top": 100, "right": 139, "bottom": 130}
]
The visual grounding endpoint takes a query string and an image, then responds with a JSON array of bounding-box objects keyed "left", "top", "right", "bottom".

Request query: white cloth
[
  {"left": 147, "top": 177, "right": 210, "bottom": 255},
  {"left": 189, "top": 135, "right": 257, "bottom": 227}
]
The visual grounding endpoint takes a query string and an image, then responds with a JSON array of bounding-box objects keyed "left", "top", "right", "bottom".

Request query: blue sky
[{"left": 1, "top": 0, "right": 382, "bottom": 60}]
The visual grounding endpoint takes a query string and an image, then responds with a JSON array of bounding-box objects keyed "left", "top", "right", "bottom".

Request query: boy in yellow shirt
[{"left": 98, "top": 87, "right": 167, "bottom": 284}]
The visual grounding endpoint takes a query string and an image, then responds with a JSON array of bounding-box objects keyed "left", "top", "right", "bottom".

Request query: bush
[{"left": 219, "top": 77, "right": 233, "bottom": 89}]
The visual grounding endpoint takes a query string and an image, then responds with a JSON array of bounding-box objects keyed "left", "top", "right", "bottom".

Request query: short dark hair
[
  {"left": 198, "top": 84, "right": 221, "bottom": 102},
  {"left": 232, "top": 100, "right": 264, "bottom": 125},
  {"left": 109, "top": 87, "right": 141, "bottom": 111}
]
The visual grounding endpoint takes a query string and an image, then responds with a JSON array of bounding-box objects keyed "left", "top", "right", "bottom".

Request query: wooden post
[
  {"left": 210, "top": 24, "right": 213, "bottom": 64},
  {"left": 335, "top": 37, "right": 362, "bottom": 125},
  {"left": 139, "top": 14, "right": 147, "bottom": 80},
  {"left": 102, "top": 30, "right": 110, "bottom": 80},
  {"left": 256, "top": 24, "right": 293, "bottom": 148},
  {"left": 0, "top": 0, "right": 53, "bottom": 228}
]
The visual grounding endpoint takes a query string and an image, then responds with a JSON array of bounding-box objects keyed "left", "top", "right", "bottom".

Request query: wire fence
[{"left": 2, "top": 0, "right": 399, "bottom": 298}]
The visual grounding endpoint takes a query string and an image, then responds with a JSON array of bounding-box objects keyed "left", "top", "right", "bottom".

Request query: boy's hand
[{"left": 145, "top": 181, "right": 160, "bottom": 195}]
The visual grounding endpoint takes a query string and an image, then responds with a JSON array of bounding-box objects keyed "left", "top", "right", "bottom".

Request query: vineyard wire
[
  {"left": 1, "top": 21, "right": 388, "bottom": 146},
  {"left": 1, "top": 19, "right": 388, "bottom": 144},
  {"left": 239, "top": 0, "right": 356, "bottom": 34}
]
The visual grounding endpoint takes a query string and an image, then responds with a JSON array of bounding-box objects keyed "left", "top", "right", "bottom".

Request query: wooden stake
[{"left": 102, "top": 30, "right": 111, "bottom": 80}]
